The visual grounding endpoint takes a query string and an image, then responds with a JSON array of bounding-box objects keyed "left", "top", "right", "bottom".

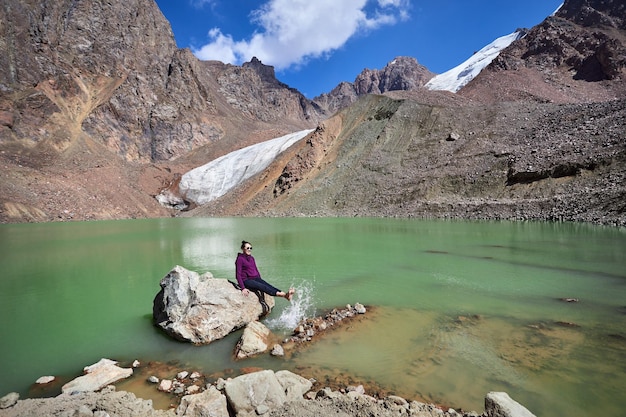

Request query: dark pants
[{"left": 244, "top": 277, "right": 281, "bottom": 296}]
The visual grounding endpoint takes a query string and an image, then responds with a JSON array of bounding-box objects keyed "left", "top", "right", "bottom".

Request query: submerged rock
[{"left": 152, "top": 265, "right": 275, "bottom": 344}]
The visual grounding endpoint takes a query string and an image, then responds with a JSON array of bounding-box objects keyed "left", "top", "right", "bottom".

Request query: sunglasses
[{"left": 244, "top": 246, "right": 252, "bottom": 250}]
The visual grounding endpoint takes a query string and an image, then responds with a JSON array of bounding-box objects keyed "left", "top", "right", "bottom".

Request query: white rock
[
  {"left": 355, "top": 303, "right": 367, "bottom": 314},
  {"left": 347, "top": 385, "right": 365, "bottom": 395},
  {"left": 36, "top": 376, "right": 55, "bottom": 384},
  {"left": 0, "top": 392, "right": 19, "bottom": 409},
  {"left": 224, "top": 370, "right": 286, "bottom": 415},
  {"left": 271, "top": 344, "right": 285, "bottom": 356},
  {"left": 485, "top": 392, "right": 536, "bottom": 417},
  {"left": 177, "top": 386, "right": 228, "bottom": 417},
  {"left": 61, "top": 359, "right": 133, "bottom": 394},
  {"left": 158, "top": 379, "right": 173, "bottom": 392},
  {"left": 275, "top": 370, "right": 313, "bottom": 402},
  {"left": 186, "top": 385, "right": 200, "bottom": 395},
  {"left": 235, "top": 320, "right": 271, "bottom": 359},
  {"left": 83, "top": 358, "right": 117, "bottom": 373},
  {"left": 177, "top": 371, "right": 189, "bottom": 380}
]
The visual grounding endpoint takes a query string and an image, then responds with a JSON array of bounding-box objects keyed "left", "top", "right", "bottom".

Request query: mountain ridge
[{"left": 0, "top": 0, "right": 624, "bottom": 225}]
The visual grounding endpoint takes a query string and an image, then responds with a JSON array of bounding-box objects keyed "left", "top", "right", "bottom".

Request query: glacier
[
  {"left": 425, "top": 30, "right": 526, "bottom": 93},
  {"left": 179, "top": 129, "right": 315, "bottom": 205}
]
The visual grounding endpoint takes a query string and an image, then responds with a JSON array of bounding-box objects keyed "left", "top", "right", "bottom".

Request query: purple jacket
[{"left": 235, "top": 252, "right": 260, "bottom": 289}]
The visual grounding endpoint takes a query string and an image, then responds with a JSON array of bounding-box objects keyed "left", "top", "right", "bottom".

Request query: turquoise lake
[{"left": 1, "top": 217, "right": 625, "bottom": 416}]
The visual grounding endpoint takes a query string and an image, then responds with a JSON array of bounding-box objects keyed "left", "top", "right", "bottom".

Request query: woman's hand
[{"left": 241, "top": 288, "right": 249, "bottom": 296}]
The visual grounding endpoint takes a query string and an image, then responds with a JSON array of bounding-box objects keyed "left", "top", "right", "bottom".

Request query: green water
[{"left": 1, "top": 218, "right": 625, "bottom": 416}]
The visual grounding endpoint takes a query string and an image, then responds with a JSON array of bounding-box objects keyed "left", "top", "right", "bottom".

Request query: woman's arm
[{"left": 235, "top": 256, "right": 246, "bottom": 290}]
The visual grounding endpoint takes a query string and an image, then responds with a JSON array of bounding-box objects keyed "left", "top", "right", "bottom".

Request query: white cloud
[
  {"left": 190, "top": 0, "right": 216, "bottom": 9},
  {"left": 192, "top": 0, "right": 410, "bottom": 69}
]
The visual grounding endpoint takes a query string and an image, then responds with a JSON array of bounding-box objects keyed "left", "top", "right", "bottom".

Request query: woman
[{"left": 235, "top": 240, "right": 295, "bottom": 301}]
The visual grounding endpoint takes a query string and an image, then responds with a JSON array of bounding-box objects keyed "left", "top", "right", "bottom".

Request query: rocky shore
[{"left": 0, "top": 366, "right": 535, "bottom": 417}]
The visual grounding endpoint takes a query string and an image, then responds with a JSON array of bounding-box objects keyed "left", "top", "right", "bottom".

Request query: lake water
[{"left": 1, "top": 217, "right": 625, "bottom": 416}]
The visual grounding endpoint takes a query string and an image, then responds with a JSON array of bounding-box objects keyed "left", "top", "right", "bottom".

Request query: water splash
[{"left": 266, "top": 280, "right": 316, "bottom": 332}]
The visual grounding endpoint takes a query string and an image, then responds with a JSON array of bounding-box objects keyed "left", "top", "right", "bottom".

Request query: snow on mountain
[
  {"left": 179, "top": 129, "right": 315, "bottom": 205},
  {"left": 425, "top": 30, "right": 526, "bottom": 93}
]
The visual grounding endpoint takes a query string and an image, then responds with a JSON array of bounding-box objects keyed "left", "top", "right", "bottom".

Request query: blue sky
[{"left": 154, "top": 0, "right": 563, "bottom": 98}]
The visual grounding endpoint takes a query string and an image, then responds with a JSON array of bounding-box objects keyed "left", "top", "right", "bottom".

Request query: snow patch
[
  {"left": 179, "top": 129, "right": 314, "bottom": 205},
  {"left": 425, "top": 30, "right": 526, "bottom": 93}
]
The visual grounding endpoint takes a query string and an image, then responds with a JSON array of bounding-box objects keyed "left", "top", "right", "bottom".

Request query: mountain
[
  {"left": 0, "top": 0, "right": 326, "bottom": 221},
  {"left": 312, "top": 56, "right": 435, "bottom": 114},
  {"left": 459, "top": 0, "right": 626, "bottom": 103},
  {"left": 0, "top": 0, "right": 624, "bottom": 226},
  {"left": 180, "top": 0, "right": 626, "bottom": 226},
  {"left": 0, "top": 0, "right": 324, "bottom": 164},
  {"left": 185, "top": 93, "right": 625, "bottom": 226}
]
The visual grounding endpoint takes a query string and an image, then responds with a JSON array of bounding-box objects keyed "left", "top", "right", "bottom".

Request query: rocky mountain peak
[
  {"left": 312, "top": 56, "right": 434, "bottom": 114},
  {"left": 354, "top": 56, "right": 434, "bottom": 95},
  {"left": 557, "top": 0, "right": 625, "bottom": 29},
  {"left": 459, "top": 0, "right": 626, "bottom": 103},
  {"left": 242, "top": 57, "right": 281, "bottom": 85}
]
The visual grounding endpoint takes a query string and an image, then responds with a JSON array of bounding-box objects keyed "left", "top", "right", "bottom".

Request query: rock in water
[
  {"left": 61, "top": 359, "right": 133, "bottom": 394},
  {"left": 153, "top": 265, "right": 275, "bottom": 344},
  {"left": 235, "top": 320, "right": 272, "bottom": 359},
  {"left": 485, "top": 391, "right": 536, "bottom": 417}
]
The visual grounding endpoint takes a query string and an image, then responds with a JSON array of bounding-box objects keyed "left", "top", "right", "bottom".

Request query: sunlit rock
[
  {"left": 177, "top": 386, "right": 228, "bottom": 417},
  {"left": 35, "top": 376, "right": 55, "bottom": 384},
  {"left": 224, "top": 370, "right": 311, "bottom": 416},
  {"left": 0, "top": 392, "right": 19, "bottom": 409},
  {"left": 153, "top": 265, "right": 274, "bottom": 344},
  {"left": 61, "top": 359, "right": 132, "bottom": 394},
  {"left": 235, "top": 320, "right": 272, "bottom": 359},
  {"left": 485, "top": 391, "right": 537, "bottom": 417}
]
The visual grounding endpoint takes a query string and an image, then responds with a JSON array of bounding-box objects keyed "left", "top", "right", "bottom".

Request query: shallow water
[{"left": 1, "top": 217, "right": 625, "bottom": 416}]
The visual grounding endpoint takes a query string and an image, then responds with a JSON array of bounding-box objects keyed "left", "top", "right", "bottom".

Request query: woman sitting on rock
[{"left": 235, "top": 240, "right": 295, "bottom": 301}]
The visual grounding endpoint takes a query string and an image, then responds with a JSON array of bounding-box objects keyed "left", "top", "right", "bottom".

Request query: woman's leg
[{"left": 244, "top": 277, "right": 281, "bottom": 296}]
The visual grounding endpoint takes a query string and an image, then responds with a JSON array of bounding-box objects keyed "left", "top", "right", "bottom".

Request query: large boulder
[
  {"left": 153, "top": 265, "right": 275, "bottom": 344},
  {"left": 224, "top": 370, "right": 312, "bottom": 417}
]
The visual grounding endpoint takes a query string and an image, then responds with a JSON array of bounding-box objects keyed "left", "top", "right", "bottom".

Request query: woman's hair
[{"left": 241, "top": 240, "right": 251, "bottom": 250}]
